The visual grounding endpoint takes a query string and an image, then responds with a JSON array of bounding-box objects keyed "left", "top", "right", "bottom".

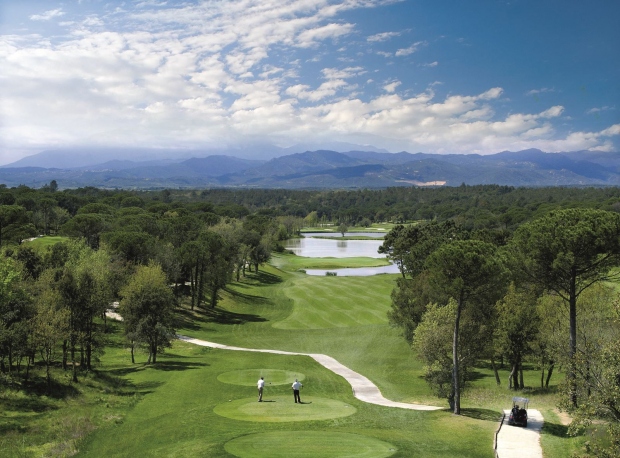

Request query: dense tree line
[
  {"left": 0, "top": 182, "right": 297, "bottom": 392},
  {"left": 2, "top": 181, "right": 620, "bottom": 455},
  {"left": 381, "top": 209, "right": 620, "bottom": 456}
]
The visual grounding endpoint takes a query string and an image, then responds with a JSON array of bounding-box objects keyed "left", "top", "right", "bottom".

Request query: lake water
[
  {"left": 283, "top": 236, "right": 385, "bottom": 258},
  {"left": 304, "top": 264, "right": 401, "bottom": 276},
  {"left": 283, "top": 234, "right": 399, "bottom": 277},
  {"left": 301, "top": 232, "right": 386, "bottom": 238}
]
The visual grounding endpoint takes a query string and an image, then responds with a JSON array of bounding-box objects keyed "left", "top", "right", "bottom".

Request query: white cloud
[
  {"left": 322, "top": 66, "right": 365, "bottom": 79},
  {"left": 30, "top": 9, "right": 65, "bottom": 21},
  {"left": 421, "top": 61, "right": 438, "bottom": 67},
  {"left": 1, "top": 0, "right": 618, "bottom": 159},
  {"left": 367, "top": 31, "right": 400, "bottom": 42},
  {"left": 296, "top": 23, "right": 355, "bottom": 48},
  {"left": 383, "top": 81, "right": 401, "bottom": 93},
  {"left": 395, "top": 41, "right": 426, "bottom": 56},
  {"left": 587, "top": 106, "right": 614, "bottom": 114},
  {"left": 526, "top": 87, "right": 555, "bottom": 96}
]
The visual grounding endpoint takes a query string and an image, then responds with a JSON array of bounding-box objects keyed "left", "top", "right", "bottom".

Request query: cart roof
[{"left": 512, "top": 396, "right": 529, "bottom": 403}]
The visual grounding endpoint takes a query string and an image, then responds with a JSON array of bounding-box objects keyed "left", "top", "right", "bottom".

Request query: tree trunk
[
  {"left": 491, "top": 357, "right": 501, "bottom": 386},
  {"left": 72, "top": 359, "right": 78, "bottom": 383},
  {"left": 508, "top": 364, "right": 516, "bottom": 389},
  {"left": 519, "top": 362, "right": 524, "bottom": 389},
  {"left": 211, "top": 287, "right": 218, "bottom": 309},
  {"left": 545, "top": 361, "right": 555, "bottom": 388},
  {"left": 62, "top": 340, "right": 67, "bottom": 370},
  {"left": 569, "top": 272, "right": 578, "bottom": 407},
  {"left": 452, "top": 293, "right": 464, "bottom": 415},
  {"left": 131, "top": 341, "right": 135, "bottom": 364}
]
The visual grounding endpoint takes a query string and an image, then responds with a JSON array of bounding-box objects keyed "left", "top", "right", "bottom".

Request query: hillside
[{"left": 1, "top": 148, "right": 619, "bottom": 189}]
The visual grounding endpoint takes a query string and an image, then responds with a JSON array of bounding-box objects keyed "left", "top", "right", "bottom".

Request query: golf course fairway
[
  {"left": 214, "top": 395, "right": 356, "bottom": 422},
  {"left": 217, "top": 369, "right": 304, "bottom": 386},
  {"left": 224, "top": 431, "right": 396, "bottom": 457}
]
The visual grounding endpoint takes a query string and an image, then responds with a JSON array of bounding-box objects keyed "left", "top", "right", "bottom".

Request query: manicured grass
[
  {"left": 274, "top": 274, "right": 395, "bottom": 329},
  {"left": 4, "top": 249, "right": 585, "bottom": 456},
  {"left": 74, "top": 343, "right": 495, "bottom": 457},
  {"left": 271, "top": 253, "right": 390, "bottom": 271},
  {"left": 214, "top": 395, "right": 357, "bottom": 422},
  {"left": 224, "top": 431, "right": 396, "bottom": 458},
  {"left": 310, "top": 235, "right": 384, "bottom": 240},
  {"left": 217, "top": 369, "right": 304, "bottom": 386},
  {"left": 24, "top": 236, "right": 70, "bottom": 251}
]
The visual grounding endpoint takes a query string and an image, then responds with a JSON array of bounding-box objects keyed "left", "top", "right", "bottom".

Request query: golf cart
[{"left": 508, "top": 396, "right": 528, "bottom": 427}]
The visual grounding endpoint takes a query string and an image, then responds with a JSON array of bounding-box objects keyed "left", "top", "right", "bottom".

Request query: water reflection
[
  {"left": 283, "top": 234, "right": 399, "bottom": 276},
  {"left": 301, "top": 232, "right": 385, "bottom": 238},
  {"left": 283, "top": 237, "right": 384, "bottom": 258},
  {"left": 305, "top": 264, "right": 400, "bottom": 277}
]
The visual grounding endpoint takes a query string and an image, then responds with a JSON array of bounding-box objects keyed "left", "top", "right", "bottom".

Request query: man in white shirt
[
  {"left": 292, "top": 379, "right": 303, "bottom": 403},
  {"left": 257, "top": 377, "right": 265, "bottom": 402}
]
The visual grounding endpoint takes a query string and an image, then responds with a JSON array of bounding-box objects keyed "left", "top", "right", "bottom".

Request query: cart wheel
[{"left": 524, "top": 420, "right": 527, "bottom": 427}]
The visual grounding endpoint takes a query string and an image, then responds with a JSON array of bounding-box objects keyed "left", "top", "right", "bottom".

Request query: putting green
[
  {"left": 225, "top": 431, "right": 396, "bottom": 458},
  {"left": 214, "top": 396, "right": 356, "bottom": 422},
  {"left": 217, "top": 369, "right": 305, "bottom": 386}
]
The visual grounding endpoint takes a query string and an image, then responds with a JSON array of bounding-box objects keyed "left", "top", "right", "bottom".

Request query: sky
[{"left": 0, "top": 0, "right": 619, "bottom": 165}]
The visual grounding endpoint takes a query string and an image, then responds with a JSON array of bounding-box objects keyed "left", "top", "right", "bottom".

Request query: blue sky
[{"left": 0, "top": 0, "right": 618, "bottom": 164}]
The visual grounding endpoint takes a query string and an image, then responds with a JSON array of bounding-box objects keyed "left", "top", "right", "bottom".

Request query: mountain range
[{"left": 1, "top": 148, "right": 620, "bottom": 189}]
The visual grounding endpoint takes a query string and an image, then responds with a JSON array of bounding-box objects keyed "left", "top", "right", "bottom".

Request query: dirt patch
[{"left": 555, "top": 409, "right": 572, "bottom": 425}]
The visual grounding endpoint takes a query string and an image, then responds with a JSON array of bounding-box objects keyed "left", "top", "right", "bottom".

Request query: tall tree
[
  {"left": 509, "top": 208, "right": 620, "bottom": 407},
  {"left": 494, "top": 284, "right": 539, "bottom": 389},
  {"left": 119, "top": 263, "right": 175, "bottom": 364},
  {"left": 426, "top": 239, "right": 506, "bottom": 414},
  {"left": 32, "top": 288, "right": 69, "bottom": 389}
]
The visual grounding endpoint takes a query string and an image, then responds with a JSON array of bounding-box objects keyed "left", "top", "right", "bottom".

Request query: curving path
[
  {"left": 496, "top": 409, "right": 544, "bottom": 458},
  {"left": 177, "top": 335, "right": 442, "bottom": 411},
  {"left": 107, "top": 309, "right": 543, "bottom": 453}
]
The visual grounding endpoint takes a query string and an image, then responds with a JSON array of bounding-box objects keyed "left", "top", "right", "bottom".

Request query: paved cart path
[
  {"left": 107, "top": 307, "right": 543, "bottom": 453},
  {"left": 496, "top": 409, "right": 544, "bottom": 458},
  {"left": 177, "top": 335, "right": 442, "bottom": 411}
]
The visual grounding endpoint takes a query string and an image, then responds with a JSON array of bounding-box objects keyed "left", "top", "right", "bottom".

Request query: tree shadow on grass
[
  {"left": 150, "top": 360, "right": 208, "bottom": 371},
  {"left": 542, "top": 421, "right": 570, "bottom": 438},
  {"left": 466, "top": 370, "right": 489, "bottom": 382},
  {"left": 203, "top": 307, "right": 267, "bottom": 325},
  {"left": 251, "top": 270, "right": 283, "bottom": 285},
  {"left": 174, "top": 307, "right": 213, "bottom": 332},
  {"left": 225, "top": 288, "right": 270, "bottom": 306},
  {"left": 460, "top": 408, "right": 503, "bottom": 422},
  {"left": 17, "top": 377, "right": 81, "bottom": 401},
  {"left": 0, "top": 388, "right": 59, "bottom": 413}
]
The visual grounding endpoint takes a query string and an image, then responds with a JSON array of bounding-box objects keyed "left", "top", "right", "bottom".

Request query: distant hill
[{"left": 1, "top": 148, "right": 619, "bottom": 189}]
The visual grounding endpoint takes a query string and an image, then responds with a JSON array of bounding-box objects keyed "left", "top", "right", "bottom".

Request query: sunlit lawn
[
  {"left": 24, "top": 236, "right": 70, "bottom": 251},
  {"left": 2, "top": 248, "right": 586, "bottom": 457}
]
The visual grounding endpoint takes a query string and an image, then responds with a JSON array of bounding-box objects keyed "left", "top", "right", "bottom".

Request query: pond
[
  {"left": 283, "top": 234, "right": 400, "bottom": 277},
  {"left": 304, "top": 264, "right": 401, "bottom": 276},
  {"left": 283, "top": 236, "right": 385, "bottom": 258},
  {"left": 300, "top": 232, "right": 386, "bottom": 238}
]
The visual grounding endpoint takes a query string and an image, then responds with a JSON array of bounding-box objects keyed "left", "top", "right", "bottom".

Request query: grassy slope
[{"left": 2, "top": 250, "right": 584, "bottom": 456}]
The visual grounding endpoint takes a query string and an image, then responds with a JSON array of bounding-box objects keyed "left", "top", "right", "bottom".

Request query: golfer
[
  {"left": 292, "top": 378, "right": 303, "bottom": 403},
  {"left": 257, "top": 377, "right": 265, "bottom": 402}
]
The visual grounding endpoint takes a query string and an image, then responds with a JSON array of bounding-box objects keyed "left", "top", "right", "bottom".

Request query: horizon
[{"left": 1, "top": 0, "right": 619, "bottom": 165}]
